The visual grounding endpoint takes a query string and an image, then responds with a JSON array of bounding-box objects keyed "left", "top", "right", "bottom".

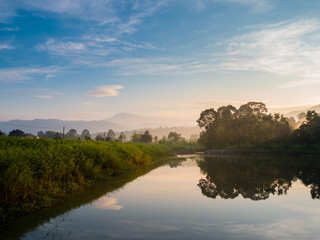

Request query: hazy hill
[
  {"left": 0, "top": 119, "right": 125, "bottom": 135},
  {"left": 0, "top": 113, "right": 198, "bottom": 135},
  {"left": 107, "top": 113, "right": 196, "bottom": 129},
  {"left": 285, "top": 104, "right": 320, "bottom": 119}
]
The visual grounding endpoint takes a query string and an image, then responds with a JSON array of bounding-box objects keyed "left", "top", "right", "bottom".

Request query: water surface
[{"left": 2, "top": 155, "right": 320, "bottom": 240}]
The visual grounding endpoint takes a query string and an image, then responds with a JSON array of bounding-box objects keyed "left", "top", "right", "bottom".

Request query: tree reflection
[{"left": 197, "top": 156, "right": 320, "bottom": 200}]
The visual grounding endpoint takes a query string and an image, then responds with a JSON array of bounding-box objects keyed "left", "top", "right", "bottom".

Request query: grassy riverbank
[{"left": 0, "top": 137, "right": 173, "bottom": 222}]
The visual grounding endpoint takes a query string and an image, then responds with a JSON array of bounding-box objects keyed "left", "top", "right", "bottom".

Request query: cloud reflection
[{"left": 93, "top": 197, "right": 122, "bottom": 210}]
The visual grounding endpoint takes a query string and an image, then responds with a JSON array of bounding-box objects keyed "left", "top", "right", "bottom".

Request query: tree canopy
[
  {"left": 8, "top": 129, "right": 25, "bottom": 137},
  {"left": 197, "top": 102, "right": 291, "bottom": 149}
]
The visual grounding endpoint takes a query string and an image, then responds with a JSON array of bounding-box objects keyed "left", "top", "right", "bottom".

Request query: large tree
[
  {"left": 66, "top": 129, "right": 78, "bottom": 139},
  {"left": 197, "top": 102, "right": 291, "bottom": 149},
  {"left": 140, "top": 130, "right": 153, "bottom": 143},
  {"left": 106, "top": 129, "right": 116, "bottom": 141},
  {"left": 81, "top": 129, "right": 91, "bottom": 140},
  {"left": 8, "top": 129, "right": 25, "bottom": 137}
]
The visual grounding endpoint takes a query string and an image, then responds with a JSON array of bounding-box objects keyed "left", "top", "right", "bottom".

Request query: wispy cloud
[
  {"left": 102, "top": 57, "right": 216, "bottom": 76},
  {"left": 34, "top": 95, "right": 53, "bottom": 99},
  {"left": 36, "top": 35, "right": 159, "bottom": 57},
  {"left": 0, "top": 27, "right": 20, "bottom": 31},
  {"left": 218, "top": 0, "right": 272, "bottom": 12},
  {"left": 0, "top": 42, "right": 14, "bottom": 50},
  {"left": 117, "top": 0, "right": 167, "bottom": 34},
  {"left": 36, "top": 39, "right": 86, "bottom": 56},
  {"left": 88, "top": 85, "right": 124, "bottom": 97},
  {"left": 0, "top": 66, "right": 61, "bottom": 83},
  {"left": 218, "top": 18, "right": 320, "bottom": 88},
  {"left": 0, "top": 0, "right": 166, "bottom": 34}
]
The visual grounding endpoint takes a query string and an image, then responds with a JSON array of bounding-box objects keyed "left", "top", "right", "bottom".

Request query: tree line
[
  {"left": 0, "top": 128, "right": 193, "bottom": 145},
  {"left": 197, "top": 101, "right": 320, "bottom": 150}
]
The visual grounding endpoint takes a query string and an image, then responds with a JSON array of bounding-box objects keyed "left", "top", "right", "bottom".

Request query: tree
[
  {"left": 8, "top": 129, "right": 25, "bottom": 137},
  {"left": 131, "top": 132, "right": 141, "bottom": 142},
  {"left": 106, "top": 129, "right": 116, "bottom": 141},
  {"left": 154, "top": 136, "right": 158, "bottom": 143},
  {"left": 66, "top": 129, "right": 78, "bottom": 139},
  {"left": 293, "top": 111, "right": 320, "bottom": 145},
  {"left": 37, "top": 131, "right": 44, "bottom": 138},
  {"left": 168, "top": 132, "right": 183, "bottom": 144},
  {"left": 140, "top": 130, "right": 153, "bottom": 143},
  {"left": 53, "top": 132, "right": 62, "bottom": 140},
  {"left": 81, "top": 129, "right": 91, "bottom": 140},
  {"left": 196, "top": 108, "right": 217, "bottom": 130},
  {"left": 95, "top": 134, "right": 105, "bottom": 141},
  {"left": 118, "top": 132, "right": 127, "bottom": 142},
  {"left": 197, "top": 102, "right": 291, "bottom": 149},
  {"left": 0, "top": 130, "right": 6, "bottom": 136}
]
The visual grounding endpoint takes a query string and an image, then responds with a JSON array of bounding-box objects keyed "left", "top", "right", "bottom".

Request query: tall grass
[{"left": 0, "top": 137, "right": 173, "bottom": 222}]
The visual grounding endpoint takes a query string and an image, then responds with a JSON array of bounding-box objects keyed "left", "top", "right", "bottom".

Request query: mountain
[
  {"left": 106, "top": 113, "right": 195, "bottom": 130},
  {"left": 0, "top": 119, "right": 125, "bottom": 135},
  {"left": 285, "top": 104, "right": 320, "bottom": 119},
  {"left": 0, "top": 113, "right": 197, "bottom": 135}
]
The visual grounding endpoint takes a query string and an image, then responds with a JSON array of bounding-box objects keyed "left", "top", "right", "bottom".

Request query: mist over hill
[
  {"left": 285, "top": 104, "right": 320, "bottom": 119},
  {"left": 0, "top": 113, "right": 197, "bottom": 136}
]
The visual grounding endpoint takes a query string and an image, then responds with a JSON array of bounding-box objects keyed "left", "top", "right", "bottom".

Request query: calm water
[{"left": 2, "top": 155, "right": 320, "bottom": 240}]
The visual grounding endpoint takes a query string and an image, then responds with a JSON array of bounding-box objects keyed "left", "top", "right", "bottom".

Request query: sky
[{"left": 1, "top": 0, "right": 320, "bottom": 123}]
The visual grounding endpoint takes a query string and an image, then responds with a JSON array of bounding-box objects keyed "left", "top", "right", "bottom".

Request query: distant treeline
[
  {"left": 0, "top": 126, "right": 200, "bottom": 142},
  {"left": 0, "top": 137, "right": 173, "bottom": 222},
  {"left": 197, "top": 102, "right": 320, "bottom": 152}
]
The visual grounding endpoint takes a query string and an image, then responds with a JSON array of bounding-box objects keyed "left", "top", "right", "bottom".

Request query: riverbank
[
  {"left": 0, "top": 137, "right": 174, "bottom": 222},
  {"left": 205, "top": 144, "right": 320, "bottom": 157}
]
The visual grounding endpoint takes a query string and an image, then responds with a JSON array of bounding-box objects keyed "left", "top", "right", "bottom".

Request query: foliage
[
  {"left": 106, "top": 129, "right": 116, "bottom": 141},
  {"left": 168, "top": 132, "right": 185, "bottom": 144},
  {"left": 8, "top": 129, "right": 25, "bottom": 137},
  {"left": 66, "top": 129, "right": 78, "bottom": 139},
  {"left": 293, "top": 111, "right": 320, "bottom": 146},
  {"left": 197, "top": 102, "right": 292, "bottom": 149},
  {"left": 38, "top": 131, "right": 62, "bottom": 139},
  {"left": 118, "top": 132, "right": 127, "bottom": 142},
  {"left": 131, "top": 130, "right": 153, "bottom": 143},
  {"left": 0, "top": 137, "right": 173, "bottom": 222},
  {"left": 81, "top": 129, "right": 91, "bottom": 140},
  {"left": 0, "top": 131, "right": 6, "bottom": 137},
  {"left": 140, "top": 130, "right": 153, "bottom": 143}
]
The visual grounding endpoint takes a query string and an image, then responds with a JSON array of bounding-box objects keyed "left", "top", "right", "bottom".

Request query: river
[{"left": 1, "top": 154, "right": 320, "bottom": 240}]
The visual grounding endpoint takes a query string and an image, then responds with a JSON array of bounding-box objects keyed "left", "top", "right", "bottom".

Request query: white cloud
[
  {"left": 0, "top": 66, "right": 61, "bottom": 83},
  {"left": 34, "top": 95, "right": 53, "bottom": 99},
  {"left": 0, "top": 42, "right": 14, "bottom": 50},
  {"left": 88, "top": 85, "right": 124, "bottom": 97},
  {"left": 218, "top": 18, "right": 320, "bottom": 88},
  {"left": 36, "top": 39, "right": 86, "bottom": 56}
]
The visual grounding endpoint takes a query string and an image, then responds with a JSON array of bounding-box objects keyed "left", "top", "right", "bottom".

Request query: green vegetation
[
  {"left": 0, "top": 137, "right": 173, "bottom": 222},
  {"left": 197, "top": 102, "right": 320, "bottom": 153}
]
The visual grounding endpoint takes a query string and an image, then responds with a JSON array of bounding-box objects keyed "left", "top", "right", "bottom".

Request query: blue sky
[{"left": 1, "top": 0, "right": 320, "bottom": 123}]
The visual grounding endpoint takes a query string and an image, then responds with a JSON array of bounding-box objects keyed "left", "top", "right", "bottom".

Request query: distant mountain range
[
  {"left": 0, "top": 113, "right": 197, "bottom": 135},
  {"left": 284, "top": 104, "right": 320, "bottom": 119}
]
